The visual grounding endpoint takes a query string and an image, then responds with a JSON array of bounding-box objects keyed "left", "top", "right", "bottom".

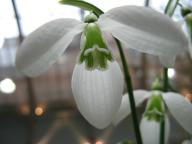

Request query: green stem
[
  {"left": 163, "top": 68, "right": 168, "bottom": 92},
  {"left": 160, "top": 1, "right": 180, "bottom": 144},
  {"left": 164, "top": 0, "right": 179, "bottom": 16},
  {"left": 115, "top": 39, "right": 143, "bottom": 144},
  {"left": 59, "top": 0, "right": 103, "bottom": 17},
  {"left": 160, "top": 68, "right": 168, "bottom": 144},
  {"left": 60, "top": 1, "right": 143, "bottom": 143}
]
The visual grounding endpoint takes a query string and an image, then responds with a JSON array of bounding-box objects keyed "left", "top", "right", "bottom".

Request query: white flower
[
  {"left": 140, "top": 114, "right": 170, "bottom": 144},
  {"left": 113, "top": 90, "right": 192, "bottom": 143},
  {"left": 16, "top": 6, "right": 189, "bottom": 129}
]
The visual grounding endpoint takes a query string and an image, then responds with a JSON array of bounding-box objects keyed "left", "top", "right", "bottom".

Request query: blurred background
[{"left": 0, "top": 0, "right": 192, "bottom": 144}]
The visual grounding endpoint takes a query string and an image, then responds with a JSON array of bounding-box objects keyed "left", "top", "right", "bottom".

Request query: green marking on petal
[
  {"left": 79, "top": 22, "right": 113, "bottom": 70},
  {"left": 144, "top": 91, "right": 165, "bottom": 122}
]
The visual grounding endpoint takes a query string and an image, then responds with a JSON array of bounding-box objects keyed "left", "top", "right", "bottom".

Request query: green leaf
[
  {"left": 59, "top": 0, "right": 104, "bottom": 17},
  {"left": 164, "top": 0, "right": 179, "bottom": 16}
]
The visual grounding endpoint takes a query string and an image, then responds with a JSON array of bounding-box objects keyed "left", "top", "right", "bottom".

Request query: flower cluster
[{"left": 15, "top": 6, "right": 189, "bottom": 129}]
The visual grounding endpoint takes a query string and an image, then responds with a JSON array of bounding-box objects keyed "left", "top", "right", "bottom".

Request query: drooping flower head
[
  {"left": 72, "top": 14, "right": 124, "bottom": 128},
  {"left": 15, "top": 6, "right": 189, "bottom": 129},
  {"left": 113, "top": 90, "right": 192, "bottom": 143},
  {"left": 140, "top": 91, "right": 170, "bottom": 144}
]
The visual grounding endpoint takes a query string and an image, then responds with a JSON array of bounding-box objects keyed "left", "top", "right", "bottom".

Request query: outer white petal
[
  {"left": 98, "top": 6, "right": 189, "bottom": 67},
  {"left": 112, "top": 90, "right": 150, "bottom": 125},
  {"left": 16, "top": 19, "right": 84, "bottom": 77},
  {"left": 72, "top": 61, "right": 124, "bottom": 129},
  {"left": 163, "top": 92, "right": 192, "bottom": 134},
  {"left": 140, "top": 115, "right": 170, "bottom": 144},
  {"left": 159, "top": 55, "right": 176, "bottom": 68}
]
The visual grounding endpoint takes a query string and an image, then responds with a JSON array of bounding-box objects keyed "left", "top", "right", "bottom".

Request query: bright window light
[
  {"left": 150, "top": 0, "right": 167, "bottom": 12},
  {"left": 87, "top": 0, "right": 144, "bottom": 11},
  {"left": 16, "top": 0, "right": 81, "bottom": 35},
  {"left": 0, "top": 26, "right": 5, "bottom": 48},
  {"left": 168, "top": 68, "right": 176, "bottom": 78},
  {"left": 0, "top": 78, "right": 16, "bottom": 94},
  {"left": 0, "top": 36, "right": 4, "bottom": 48}
]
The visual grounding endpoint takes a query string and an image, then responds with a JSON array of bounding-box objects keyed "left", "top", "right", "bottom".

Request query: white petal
[
  {"left": 159, "top": 55, "right": 176, "bottom": 68},
  {"left": 72, "top": 61, "right": 124, "bottom": 129},
  {"left": 98, "top": 6, "right": 189, "bottom": 66},
  {"left": 163, "top": 92, "right": 192, "bottom": 134},
  {"left": 112, "top": 90, "right": 150, "bottom": 125},
  {"left": 140, "top": 115, "right": 170, "bottom": 144},
  {"left": 16, "top": 19, "right": 84, "bottom": 77}
]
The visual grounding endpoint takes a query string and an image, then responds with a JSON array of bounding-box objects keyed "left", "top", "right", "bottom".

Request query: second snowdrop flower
[
  {"left": 113, "top": 90, "right": 192, "bottom": 143},
  {"left": 140, "top": 92, "right": 170, "bottom": 144}
]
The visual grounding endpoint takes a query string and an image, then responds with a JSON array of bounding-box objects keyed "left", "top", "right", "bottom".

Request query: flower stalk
[
  {"left": 115, "top": 38, "right": 143, "bottom": 144},
  {"left": 60, "top": 0, "right": 143, "bottom": 143},
  {"left": 160, "top": 0, "right": 180, "bottom": 144}
]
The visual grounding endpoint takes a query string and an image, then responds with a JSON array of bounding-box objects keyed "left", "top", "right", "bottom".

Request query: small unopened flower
[
  {"left": 113, "top": 90, "right": 192, "bottom": 143},
  {"left": 16, "top": 6, "right": 189, "bottom": 129}
]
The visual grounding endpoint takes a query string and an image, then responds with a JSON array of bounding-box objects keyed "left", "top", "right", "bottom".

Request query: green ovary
[
  {"left": 79, "top": 22, "right": 113, "bottom": 70},
  {"left": 144, "top": 91, "right": 165, "bottom": 122}
]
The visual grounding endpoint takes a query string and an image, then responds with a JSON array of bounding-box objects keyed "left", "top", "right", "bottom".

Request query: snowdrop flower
[
  {"left": 16, "top": 6, "right": 189, "bottom": 129},
  {"left": 140, "top": 92, "right": 170, "bottom": 144},
  {"left": 113, "top": 90, "right": 192, "bottom": 143}
]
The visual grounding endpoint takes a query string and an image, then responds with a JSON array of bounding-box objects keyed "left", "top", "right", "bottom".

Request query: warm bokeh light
[
  {"left": 0, "top": 78, "right": 16, "bottom": 94},
  {"left": 84, "top": 142, "right": 91, "bottom": 144},
  {"left": 184, "top": 93, "right": 192, "bottom": 101},
  {"left": 95, "top": 140, "right": 104, "bottom": 144},
  {"left": 20, "top": 104, "right": 30, "bottom": 115},
  {"left": 35, "top": 106, "right": 44, "bottom": 116},
  {"left": 168, "top": 68, "right": 175, "bottom": 78},
  {"left": 181, "top": 89, "right": 192, "bottom": 101}
]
